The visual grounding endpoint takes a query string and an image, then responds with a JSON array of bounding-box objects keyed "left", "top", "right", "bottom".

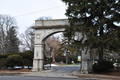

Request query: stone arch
[
  {"left": 42, "top": 31, "right": 63, "bottom": 43},
  {"left": 32, "top": 19, "right": 68, "bottom": 71},
  {"left": 32, "top": 19, "right": 92, "bottom": 73}
]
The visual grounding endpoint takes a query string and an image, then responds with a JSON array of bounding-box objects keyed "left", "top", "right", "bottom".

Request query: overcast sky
[{"left": 0, "top": 0, "right": 67, "bottom": 34}]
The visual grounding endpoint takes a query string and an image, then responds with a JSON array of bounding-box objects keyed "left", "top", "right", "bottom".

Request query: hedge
[
  {"left": 5, "top": 55, "right": 23, "bottom": 68},
  {"left": 0, "top": 58, "right": 6, "bottom": 69},
  {"left": 92, "top": 61, "right": 114, "bottom": 72},
  {"left": 19, "top": 51, "right": 34, "bottom": 60},
  {"left": 22, "top": 58, "right": 33, "bottom": 68},
  {"left": 0, "top": 50, "right": 34, "bottom": 69}
]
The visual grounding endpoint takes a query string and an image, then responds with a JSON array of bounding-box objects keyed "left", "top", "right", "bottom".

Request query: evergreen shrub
[
  {"left": 0, "top": 54, "right": 9, "bottom": 58},
  {"left": 19, "top": 51, "right": 34, "bottom": 68},
  {"left": 92, "top": 61, "right": 114, "bottom": 72},
  {"left": 0, "top": 51, "right": 34, "bottom": 69},
  {"left": 0, "top": 58, "right": 6, "bottom": 69},
  {"left": 5, "top": 55, "right": 23, "bottom": 68},
  {"left": 19, "top": 51, "right": 34, "bottom": 60},
  {"left": 22, "top": 58, "right": 33, "bottom": 68}
]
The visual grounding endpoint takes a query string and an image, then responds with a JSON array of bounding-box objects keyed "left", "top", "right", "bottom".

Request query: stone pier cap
[{"left": 32, "top": 19, "right": 82, "bottom": 29}]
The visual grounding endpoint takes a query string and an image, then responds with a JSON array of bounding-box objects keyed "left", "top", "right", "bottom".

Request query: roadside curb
[
  {"left": 22, "top": 71, "right": 79, "bottom": 79},
  {"left": 0, "top": 71, "right": 120, "bottom": 80},
  {"left": 22, "top": 75, "right": 79, "bottom": 79},
  {"left": 72, "top": 74, "right": 120, "bottom": 80}
]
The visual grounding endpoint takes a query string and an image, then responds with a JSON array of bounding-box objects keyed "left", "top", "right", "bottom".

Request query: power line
[{"left": 14, "top": 5, "right": 65, "bottom": 17}]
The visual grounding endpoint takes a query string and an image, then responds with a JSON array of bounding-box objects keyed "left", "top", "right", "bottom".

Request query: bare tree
[
  {"left": 20, "top": 16, "right": 52, "bottom": 52},
  {"left": 0, "top": 14, "right": 17, "bottom": 54},
  {"left": 20, "top": 25, "right": 34, "bottom": 52},
  {"left": 0, "top": 32, "right": 3, "bottom": 54},
  {"left": 45, "top": 35, "right": 61, "bottom": 63}
]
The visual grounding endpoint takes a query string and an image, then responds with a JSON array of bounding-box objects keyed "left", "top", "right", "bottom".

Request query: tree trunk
[
  {"left": 99, "top": 47, "right": 103, "bottom": 61},
  {"left": 99, "top": 21, "right": 104, "bottom": 62},
  {"left": 66, "top": 54, "right": 68, "bottom": 64},
  {"left": 52, "top": 51, "right": 55, "bottom": 63}
]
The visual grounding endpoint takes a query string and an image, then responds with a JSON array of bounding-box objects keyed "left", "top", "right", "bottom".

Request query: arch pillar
[
  {"left": 32, "top": 44, "right": 44, "bottom": 71},
  {"left": 81, "top": 48, "right": 93, "bottom": 74}
]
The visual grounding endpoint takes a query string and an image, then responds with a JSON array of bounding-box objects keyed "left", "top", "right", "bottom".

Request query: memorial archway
[{"left": 32, "top": 19, "right": 92, "bottom": 73}]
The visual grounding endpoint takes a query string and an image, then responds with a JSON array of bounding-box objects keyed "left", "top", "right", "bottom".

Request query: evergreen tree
[
  {"left": 62, "top": 0, "right": 120, "bottom": 61},
  {"left": 6, "top": 27, "right": 20, "bottom": 53},
  {"left": 0, "top": 14, "right": 16, "bottom": 54}
]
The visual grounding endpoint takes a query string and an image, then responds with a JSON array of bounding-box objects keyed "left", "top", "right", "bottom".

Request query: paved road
[
  {"left": 0, "top": 76, "right": 111, "bottom": 80},
  {"left": 52, "top": 65, "right": 81, "bottom": 73}
]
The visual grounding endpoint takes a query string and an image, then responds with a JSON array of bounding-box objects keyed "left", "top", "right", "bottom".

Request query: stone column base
[
  {"left": 31, "top": 68, "right": 43, "bottom": 71},
  {"left": 31, "top": 68, "right": 39, "bottom": 72},
  {"left": 80, "top": 60, "right": 88, "bottom": 74},
  {"left": 32, "top": 58, "right": 44, "bottom": 71},
  {"left": 80, "top": 60, "right": 93, "bottom": 74}
]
